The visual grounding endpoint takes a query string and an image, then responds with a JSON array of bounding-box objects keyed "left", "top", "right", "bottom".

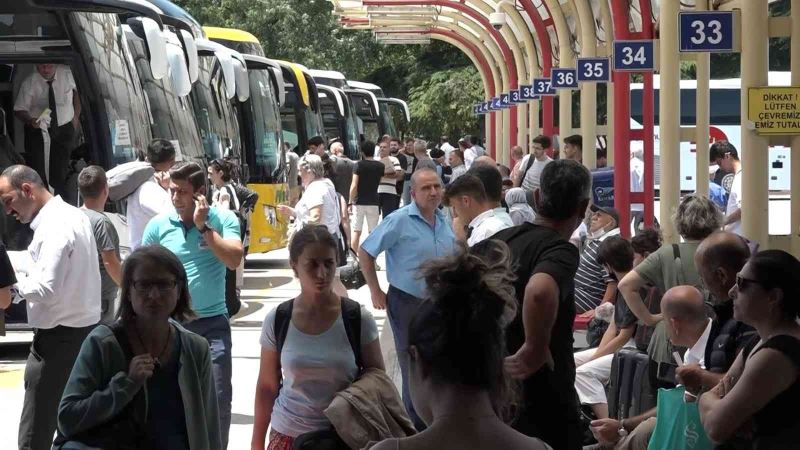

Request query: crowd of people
[{"left": 0, "top": 128, "right": 797, "bottom": 450}]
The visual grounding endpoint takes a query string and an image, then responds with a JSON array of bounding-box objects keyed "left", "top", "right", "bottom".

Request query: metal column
[{"left": 740, "top": 0, "right": 770, "bottom": 246}]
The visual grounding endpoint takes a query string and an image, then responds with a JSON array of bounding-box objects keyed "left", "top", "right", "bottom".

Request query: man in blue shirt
[
  {"left": 142, "top": 162, "right": 242, "bottom": 448},
  {"left": 359, "top": 167, "right": 456, "bottom": 429}
]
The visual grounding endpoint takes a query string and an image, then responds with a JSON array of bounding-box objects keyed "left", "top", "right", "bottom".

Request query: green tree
[{"left": 407, "top": 66, "right": 483, "bottom": 140}]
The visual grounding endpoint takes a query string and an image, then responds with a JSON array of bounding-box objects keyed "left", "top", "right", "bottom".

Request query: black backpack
[{"left": 274, "top": 297, "right": 363, "bottom": 369}]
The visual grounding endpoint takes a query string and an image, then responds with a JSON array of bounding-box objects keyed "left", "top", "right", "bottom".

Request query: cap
[{"left": 590, "top": 204, "right": 620, "bottom": 226}]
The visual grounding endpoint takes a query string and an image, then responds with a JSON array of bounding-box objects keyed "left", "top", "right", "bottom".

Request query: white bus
[{"left": 630, "top": 72, "right": 791, "bottom": 192}]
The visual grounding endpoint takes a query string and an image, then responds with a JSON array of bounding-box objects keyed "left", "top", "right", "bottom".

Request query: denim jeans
[
  {"left": 386, "top": 285, "right": 426, "bottom": 431},
  {"left": 184, "top": 314, "right": 232, "bottom": 449}
]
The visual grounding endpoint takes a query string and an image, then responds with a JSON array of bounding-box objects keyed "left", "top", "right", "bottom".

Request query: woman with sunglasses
[
  {"left": 55, "top": 245, "right": 221, "bottom": 449},
  {"left": 700, "top": 249, "right": 800, "bottom": 448}
]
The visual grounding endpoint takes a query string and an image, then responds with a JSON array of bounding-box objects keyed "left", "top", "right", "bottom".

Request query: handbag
[
  {"left": 339, "top": 248, "right": 366, "bottom": 290},
  {"left": 293, "top": 428, "right": 350, "bottom": 450},
  {"left": 648, "top": 386, "right": 713, "bottom": 450}
]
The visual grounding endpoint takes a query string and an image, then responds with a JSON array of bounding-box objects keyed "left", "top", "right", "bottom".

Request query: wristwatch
[
  {"left": 618, "top": 419, "right": 629, "bottom": 438},
  {"left": 198, "top": 222, "right": 213, "bottom": 234}
]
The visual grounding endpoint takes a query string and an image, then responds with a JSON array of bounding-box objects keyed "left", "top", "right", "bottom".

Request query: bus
[
  {"left": 630, "top": 73, "right": 791, "bottom": 192},
  {"left": 347, "top": 79, "right": 411, "bottom": 140},
  {"left": 204, "top": 27, "right": 291, "bottom": 254},
  {"left": 273, "top": 60, "right": 325, "bottom": 153},
  {"left": 1, "top": 0, "right": 169, "bottom": 330}
]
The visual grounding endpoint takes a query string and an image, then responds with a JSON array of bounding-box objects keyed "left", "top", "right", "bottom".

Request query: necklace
[{"left": 131, "top": 322, "right": 172, "bottom": 368}]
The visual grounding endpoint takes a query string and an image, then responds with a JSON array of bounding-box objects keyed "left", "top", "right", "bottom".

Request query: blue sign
[
  {"left": 500, "top": 92, "right": 511, "bottom": 108},
  {"left": 490, "top": 97, "right": 502, "bottom": 110},
  {"left": 551, "top": 68, "right": 578, "bottom": 89},
  {"left": 520, "top": 84, "right": 536, "bottom": 100},
  {"left": 533, "top": 77, "right": 556, "bottom": 96},
  {"left": 576, "top": 57, "right": 611, "bottom": 82},
  {"left": 679, "top": 11, "right": 734, "bottom": 52},
  {"left": 510, "top": 89, "right": 525, "bottom": 104},
  {"left": 481, "top": 102, "right": 490, "bottom": 114},
  {"left": 613, "top": 40, "right": 655, "bottom": 72}
]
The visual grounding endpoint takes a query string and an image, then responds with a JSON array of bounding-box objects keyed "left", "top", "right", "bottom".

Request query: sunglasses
[{"left": 736, "top": 274, "right": 765, "bottom": 291}]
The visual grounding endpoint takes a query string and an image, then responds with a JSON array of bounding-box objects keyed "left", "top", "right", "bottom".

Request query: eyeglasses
[
  {"left": 735, "top": 274, "right": 764, "bottom": 291},
  {"left": 132, "top": 279, "right": 178, "bottom": 293}
]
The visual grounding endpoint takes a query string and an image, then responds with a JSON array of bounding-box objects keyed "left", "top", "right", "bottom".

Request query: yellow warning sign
[{"left": 748, "top": 87, "right": 800, "bottom": 135}]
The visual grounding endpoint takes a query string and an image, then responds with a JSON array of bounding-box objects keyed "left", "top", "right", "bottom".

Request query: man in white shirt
[
  {"left": 127, "top": 139, "right": 175, "bottom": 249},
  {"left": 630, "top": 147, "right": 645, "bottom": 232},
  {"left": 661, "top": 286, "right": 713, "bottom": 388},
  {"left": 469, "top": 135, "right": 485, "bottom": 158},
  {"left": 14, "top": 64, "right": 81, "bottom": 197},
  {"left": 439, "top": 135, "right": 455, "bottom": 164},
  {"left": 709, "top": 141, "right": 743, "bottom": 236},
  {"left": 448, "top": 149, "right": 467, "bottom": 183},
  {"left": 0, "top": 164, "right": 100, "bottom": 450},
  {"left": 444, "top": 173, "right": 513, "bottom": 246},
  {"left": 515, "top": 135, "right": 553, "bottom": 193}
]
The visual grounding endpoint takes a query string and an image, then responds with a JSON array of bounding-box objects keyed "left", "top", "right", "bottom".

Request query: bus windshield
[
  {"left": 192, "top": 54, "right": 242, "bottom": 162},
  {"left": 72, "top": 12, "right": 152, "bottom": 165},
  {"left": 125, "top": 31, "right": 203, "bottom": 163},
  {"left": 247, "top": 68, "right": 283, "bottom": 183}
]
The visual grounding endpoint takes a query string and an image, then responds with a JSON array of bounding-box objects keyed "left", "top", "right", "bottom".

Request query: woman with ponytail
[{"left": 371, "top": 240, "right": 551, "bottom": 450}]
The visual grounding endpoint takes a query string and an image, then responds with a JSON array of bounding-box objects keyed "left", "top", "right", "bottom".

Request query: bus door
[{"left": 346, "top": 89, "right": 380, "bottom": 143}]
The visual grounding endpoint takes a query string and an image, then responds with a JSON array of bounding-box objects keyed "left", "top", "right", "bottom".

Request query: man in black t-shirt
[
  {"left": 493, "top": 159, "right": 591, "bottom": 450},
  {"left": 349, "top": 141, "right": 386, "bottom": 251}
]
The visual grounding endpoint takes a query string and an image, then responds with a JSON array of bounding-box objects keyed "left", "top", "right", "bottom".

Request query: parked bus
[
  {"left": 347, "top": 79, "right": 411, "bottom": 139},
  {"left": 630, "top": 73, "right": 791, "bottom": 192},
  {"left": 1, "top": 0, "right": 170, "bottom": 331},
  {"left": 204, "top": 27, "right": 291, "bottom": 254}
]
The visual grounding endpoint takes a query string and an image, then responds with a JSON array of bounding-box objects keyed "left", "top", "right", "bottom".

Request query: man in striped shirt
[{"left": 574, "top": 205, "right": 620, "bottom": 315}]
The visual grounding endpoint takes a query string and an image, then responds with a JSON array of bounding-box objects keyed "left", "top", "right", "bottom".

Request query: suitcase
[{"left": 607, "top": 348, "right": 655, "bottom": 419}]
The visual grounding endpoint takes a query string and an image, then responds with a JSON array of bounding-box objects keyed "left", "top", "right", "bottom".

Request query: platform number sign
[
  {"left": 577, "top": 57, "right": 610, "bottom": 82},
  {"left": 510, "top": 89, "right": 523, "bottom": 104},
  {"left": 551, "top": 68, "right": 578, "bottom": 89},
  {"left": 520, "top": 84, "right": 537, "bottom": 100},
  {"left": 679, "top": 12, "right": 734, "bottom": 52},
  {"left": 533, "top": 78, "right": 556, "bottom": 96},
  {"left": 613, "top": 40, "right": 655, "bottom": 72},
  {"left": 500, "top": 92, "right": 511, "bottom": 108},
  {"left": 490, "top": 97, "right": 502, "bottom": 111},
  {"left": 480, "top": 102, "right": 490, "bottom": 114}
]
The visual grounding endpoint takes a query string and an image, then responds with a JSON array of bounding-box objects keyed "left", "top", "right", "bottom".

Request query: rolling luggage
[{"left": 608, "top": 348, "right": 656, "bottom": 419}]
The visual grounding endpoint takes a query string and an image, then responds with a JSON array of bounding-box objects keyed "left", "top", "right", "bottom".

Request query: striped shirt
[
  {"left": 574, "top": 228, "right": 620, "bottom": 313},
  {"left": 378, "top": 156, "right": 401, "bottom": 195}
]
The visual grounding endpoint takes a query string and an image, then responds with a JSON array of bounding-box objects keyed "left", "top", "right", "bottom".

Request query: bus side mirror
[{"left": 141, "top": 17, "right": 167, "bottom": 80}]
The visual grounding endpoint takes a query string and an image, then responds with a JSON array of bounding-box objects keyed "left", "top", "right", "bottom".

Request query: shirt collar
[
  {"left": 686, "top": 319, "right": 714, "bottom": 366},
  {"left": 409, "top": 201, "right": 445, "bottom": 223},
  {"left": 30, "top": 195, "right": 63, "bottom": 231},
  {"left": 469, "top": 208, "right": 496, "bottom": 229}
]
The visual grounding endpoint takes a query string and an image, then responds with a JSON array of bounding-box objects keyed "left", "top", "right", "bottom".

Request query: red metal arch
[
  {"left": 516, "top": 0, "right": 556, "bottom": 138},
  {"left": 362, "top": 0, "right": 518, "bottom": 147}
]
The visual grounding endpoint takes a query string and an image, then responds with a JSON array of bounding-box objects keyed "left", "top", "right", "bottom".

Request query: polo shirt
[
  {"left": 361, "top": 201, "right": 456, "bottom": 299},
  {"left": 142, "top": 207, "right": 240, "bottom": 318}
]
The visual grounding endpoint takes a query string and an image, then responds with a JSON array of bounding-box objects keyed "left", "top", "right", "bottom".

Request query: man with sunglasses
[{"left": 682, "top": 231, "right": 756, "bottom": 399}]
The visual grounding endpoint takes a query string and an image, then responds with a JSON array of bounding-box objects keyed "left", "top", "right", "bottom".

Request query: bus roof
[
  {"left": 309, "top": 69, "right": 346, "bottom": 80},
  {"left": 347, "top": 80, "right": 381, "bottom": 91},
  {"left": 631, "top": 71, "right": 791, "bottom": 90},
  {"left": 273, "top": 60, "right": 312, "bottom": 108},
  {"left": 203, "top": 26, "right": 260, "bottom": 44}
]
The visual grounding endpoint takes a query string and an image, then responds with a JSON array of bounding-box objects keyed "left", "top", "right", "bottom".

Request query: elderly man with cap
[{"left": 575, "top": 204, "right": 621, "bottom": 316}]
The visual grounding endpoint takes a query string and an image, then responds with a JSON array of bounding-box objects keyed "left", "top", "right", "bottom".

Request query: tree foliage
[
  {"left": 173, "top": 0, "right": 481, "bottom": 138},
  {"left": 407, "top": 66, "right": 483, "bottom": 140}
]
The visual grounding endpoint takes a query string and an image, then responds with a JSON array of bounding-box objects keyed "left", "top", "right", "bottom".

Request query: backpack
[
  {"left": 106, "top": 161, "right": 155, "bottom": 202},
  {"left": 274, "top": 297, "right": 363, "bottom": 370}
]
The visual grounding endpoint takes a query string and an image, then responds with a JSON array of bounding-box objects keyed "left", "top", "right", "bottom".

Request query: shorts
[{"left": 351, "top": 204, "right": 380, "bottom": 233}]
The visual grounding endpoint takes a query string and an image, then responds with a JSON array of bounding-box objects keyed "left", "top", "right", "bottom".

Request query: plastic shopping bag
[{"left": 648, "top": 386, "right": 713, "bottom": 450}]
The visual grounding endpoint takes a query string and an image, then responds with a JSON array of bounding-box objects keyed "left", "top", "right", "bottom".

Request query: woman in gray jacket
[{"left": 55, "top": 245, "right": 221, "bottom": 449}]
